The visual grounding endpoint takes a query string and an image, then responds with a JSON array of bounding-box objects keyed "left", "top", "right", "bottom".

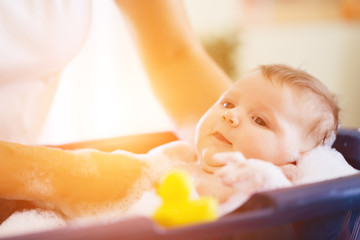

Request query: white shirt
[{"left": 0, "top": 0, "right": 91, "bottom": 144}]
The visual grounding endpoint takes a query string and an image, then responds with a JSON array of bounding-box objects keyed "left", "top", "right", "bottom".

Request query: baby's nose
[{"left": 222, "top": 110, "right": 239, "bottom": 127}]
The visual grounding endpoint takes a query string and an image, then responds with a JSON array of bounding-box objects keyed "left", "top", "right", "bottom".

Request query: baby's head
[{"left": 195, "top": 64, "right": 339, "bottom": 173}]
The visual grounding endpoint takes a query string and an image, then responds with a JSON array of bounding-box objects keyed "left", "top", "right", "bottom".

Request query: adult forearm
[
  {"left": 116, "top": 0, "right": 200, "bottom": 69},
  {"left": 0, "top": 141, "right": 146, "bottom": 217},
  {"left": 115, "top": 0, "right": 232, "bottom": 138}
]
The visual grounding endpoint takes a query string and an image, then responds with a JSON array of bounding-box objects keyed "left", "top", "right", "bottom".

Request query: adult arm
[
  {"left": 115, "top": 0, "right": 232, "bottom": 141},
  {"left": 61, "top": 0, "right": 232, "bottom": 151},
  {"left": 0, "top": 140, "right": 146, "bottom": 217}
]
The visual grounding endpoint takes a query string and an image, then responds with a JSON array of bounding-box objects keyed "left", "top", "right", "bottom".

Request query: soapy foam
[
  {"left": 68, "top": 149, "right": 100, "bottom": 177},
  {"left": 22, "top": 169, "right": 53, "bottom": 197},
  {"left": 0, "top": 209, "right": 65, "bottom": 237},
  {"left": 293, "top": 145, "right": 358, "bottom": 185},
  {"left": 123, "top": 190, "right": 161, "bottom": 217}
]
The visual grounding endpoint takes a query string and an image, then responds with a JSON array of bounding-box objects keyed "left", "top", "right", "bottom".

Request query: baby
[
  {"left": 0, "top": 64, "right": 356, "bottom": 224},
  {"left": 140, "top": 64, "right": 348, "bottom": 215}
]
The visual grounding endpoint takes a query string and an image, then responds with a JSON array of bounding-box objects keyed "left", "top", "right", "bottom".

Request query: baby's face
[{"left": 195, "top": 71, "right": 311, "bottom": 173}]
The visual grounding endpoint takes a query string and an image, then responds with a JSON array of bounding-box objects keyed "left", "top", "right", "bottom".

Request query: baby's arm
[
  {"left": 214, "top": 152, "right": 292, "bottom": 215},
  {"left": 212, "top": 152, "right": 292, "bottom": 215},
  {"left": 215, "top": 152, "right": 292, "bottom": 193}
]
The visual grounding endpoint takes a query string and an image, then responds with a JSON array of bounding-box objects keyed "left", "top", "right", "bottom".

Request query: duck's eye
[
  {"left": 252, "top": 116, "right": 268, "bottom": 127},
  {"left": 222, "top": 101, "right": 235, "bottom": 109}
]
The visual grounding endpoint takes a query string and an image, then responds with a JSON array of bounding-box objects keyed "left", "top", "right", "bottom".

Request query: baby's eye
[
  {"left": 222, "top": 100, "right": 235, "bottom": 109},
  {"left": 252, "top": 116, "right": 268, "bottom": 128}
]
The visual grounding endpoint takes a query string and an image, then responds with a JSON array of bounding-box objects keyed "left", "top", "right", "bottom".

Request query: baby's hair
[{"left": 258, "top": 64, "right": 340, "bottom": 147}]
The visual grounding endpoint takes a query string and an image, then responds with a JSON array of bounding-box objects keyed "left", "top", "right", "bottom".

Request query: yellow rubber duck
[{"left": 152, "top": 170, "right": 218, "bottom": 227}]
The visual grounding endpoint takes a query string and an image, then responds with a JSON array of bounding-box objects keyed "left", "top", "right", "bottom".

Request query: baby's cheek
[
  {"left": 232, "top": 138, "right": 268, "bottom": 160},
  {"left": 261, "top": 143, "right": 290, "bottom": 165},
  {"left": 234, "top": 136, "right": 286, "bottom": 164},
  {"left": 267, "top": 142, "right": 300, "bottom": 166}
]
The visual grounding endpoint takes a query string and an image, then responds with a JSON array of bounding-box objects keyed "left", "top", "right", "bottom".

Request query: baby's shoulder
[{"left": 148, "top": 140, "right": 198, "bottom": 163}]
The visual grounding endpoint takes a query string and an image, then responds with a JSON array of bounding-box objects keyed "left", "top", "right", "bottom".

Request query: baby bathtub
[{"left": 3, "top": 128, "right": 360, "bottom": 240}]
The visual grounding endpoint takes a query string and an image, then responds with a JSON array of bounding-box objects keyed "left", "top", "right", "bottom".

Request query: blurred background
[{"left": 39, "top": 0, "right": 360, "bottom": 144}]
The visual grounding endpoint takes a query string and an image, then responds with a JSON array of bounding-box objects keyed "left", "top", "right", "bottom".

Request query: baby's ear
[{"left": 321, "top": 130, "right": 336, "bottom": 147}]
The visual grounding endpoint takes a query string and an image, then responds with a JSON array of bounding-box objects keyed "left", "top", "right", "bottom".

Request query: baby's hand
[{"left": 214, "top": 152, "right": 292, "bottom": 194}]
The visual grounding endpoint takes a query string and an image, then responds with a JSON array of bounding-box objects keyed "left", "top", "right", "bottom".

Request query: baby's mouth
[{"left": 213, "top": 132, "right": 232, "bottom": 145}]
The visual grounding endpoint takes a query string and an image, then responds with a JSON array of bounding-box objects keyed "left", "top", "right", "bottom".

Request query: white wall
[{"left": 39, "top": 0, "right": 173, "bottom": 144}]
